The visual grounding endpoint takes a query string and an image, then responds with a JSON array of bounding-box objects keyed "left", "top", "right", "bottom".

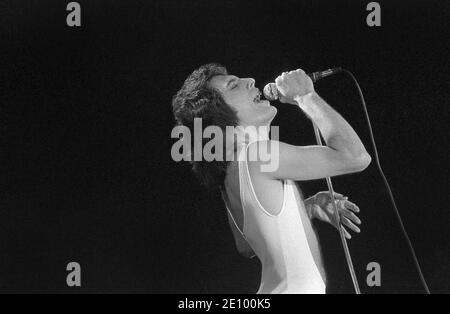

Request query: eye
[{"left": 232, "top": 83, "right": 238, "bottom": 89}]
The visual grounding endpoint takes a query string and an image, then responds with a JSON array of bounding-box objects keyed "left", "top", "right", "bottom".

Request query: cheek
[
  {"left": 226, "top": 93, "right": 247, "bottom": 106},
  {"left": 225, "top": 97, "right": 249, "bottom": 116}
]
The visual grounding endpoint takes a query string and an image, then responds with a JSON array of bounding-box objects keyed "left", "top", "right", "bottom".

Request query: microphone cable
[{"left": 339, "top": 68, "right": 431, "bottom": 294}]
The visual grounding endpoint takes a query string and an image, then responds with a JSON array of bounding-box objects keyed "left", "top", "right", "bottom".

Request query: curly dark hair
[{"left": 171, "top": 63, "right": 240, "bottom": 192}]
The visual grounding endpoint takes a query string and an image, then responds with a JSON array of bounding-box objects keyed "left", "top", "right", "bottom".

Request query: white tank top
[{"left": 223, "top": 141, "right": 326, "bottom": 294}]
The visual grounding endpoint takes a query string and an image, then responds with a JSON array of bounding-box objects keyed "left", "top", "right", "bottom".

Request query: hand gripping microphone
[{"left": 263, "top": 67, "right": 342, "bottom": 101}]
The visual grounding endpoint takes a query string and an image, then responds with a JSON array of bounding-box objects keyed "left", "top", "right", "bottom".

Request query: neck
[
  {"left": 224, "top": 124, "right": 271, "bottom": 162},
  {"left": 235, "top": 124, "right": 270, "bottom": 146}
]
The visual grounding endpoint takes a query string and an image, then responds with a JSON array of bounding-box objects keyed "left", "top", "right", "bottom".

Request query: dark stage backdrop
[{"left": 1, "top": 0, "right": 449, "bottom": 293}]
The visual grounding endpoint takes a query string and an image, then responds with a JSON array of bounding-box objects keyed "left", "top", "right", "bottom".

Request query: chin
[{"left": 267, "top": 105, "right": 277, "bottom": 120}]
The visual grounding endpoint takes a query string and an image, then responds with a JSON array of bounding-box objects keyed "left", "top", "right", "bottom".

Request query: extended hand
[{"left": 307, "top": 191, "right": 361, "bottom": 239}]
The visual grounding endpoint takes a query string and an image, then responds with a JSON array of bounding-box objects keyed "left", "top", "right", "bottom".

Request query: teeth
[{"left": 254, "top": 91, "right": 261, "bottom": 103}]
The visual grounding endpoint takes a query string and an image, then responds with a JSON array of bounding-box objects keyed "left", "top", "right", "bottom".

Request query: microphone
[{"left": 263, "top": 67, "right": 342, "bottom": 101}]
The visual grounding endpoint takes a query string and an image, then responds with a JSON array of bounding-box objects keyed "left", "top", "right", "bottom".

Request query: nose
[{"left": 246, "top": 78, "right": 256, "bottom": 89}]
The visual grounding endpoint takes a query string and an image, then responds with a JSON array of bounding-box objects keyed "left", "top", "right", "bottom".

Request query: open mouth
[
  {"left": 253, "top": 90, "right": 263, "bottom": 103},
  {"left": 253, "top": 90, "right": 270, "bottom": 107}
]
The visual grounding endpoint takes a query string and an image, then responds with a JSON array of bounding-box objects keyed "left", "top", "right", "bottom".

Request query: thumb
[{"left": 334, "top": 192, "right": 347, "bottom": 199}]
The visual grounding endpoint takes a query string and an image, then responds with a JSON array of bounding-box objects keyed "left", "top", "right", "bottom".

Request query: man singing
[{"left": 171, "top": 63, "right": 371, "bottom": 294}]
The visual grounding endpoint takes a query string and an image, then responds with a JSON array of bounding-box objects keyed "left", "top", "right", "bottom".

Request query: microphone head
[{"left": 263, "top": 83, "right": 278, "bottom": 101}]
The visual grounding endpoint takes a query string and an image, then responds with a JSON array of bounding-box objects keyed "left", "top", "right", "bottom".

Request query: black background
[{"left": 1, "top": 0, "right": 449, "bottom": 293}]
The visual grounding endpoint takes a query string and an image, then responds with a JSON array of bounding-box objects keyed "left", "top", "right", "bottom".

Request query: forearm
[{"left": 295, "top": 92, "right": 370, "bottom": 160}]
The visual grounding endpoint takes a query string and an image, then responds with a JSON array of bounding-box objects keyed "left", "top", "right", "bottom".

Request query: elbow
[
  {"left": 351, "top": 152, "right": 372, "bottom": 171},
  {"left": 340, "top": 149, "right": 372, "bottom": 172}
]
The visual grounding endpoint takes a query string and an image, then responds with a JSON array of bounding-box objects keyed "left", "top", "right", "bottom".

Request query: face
[{"left": 209, "top": 75, "right": 277, "bottom": 127}]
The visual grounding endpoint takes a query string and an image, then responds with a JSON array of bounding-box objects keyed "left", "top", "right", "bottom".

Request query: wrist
[{"left": 294, "top": 91, "right": 318, "bottom": 108}]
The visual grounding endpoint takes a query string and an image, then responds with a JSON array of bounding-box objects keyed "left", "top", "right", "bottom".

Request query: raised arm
[{"left": 250, "top": 69, "right": 371, "bottom": 181}]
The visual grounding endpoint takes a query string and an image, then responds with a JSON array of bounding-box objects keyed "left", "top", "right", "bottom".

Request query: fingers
[
  {"left": 319, "top": 191, "right": 343, "bottom": 197},
  {"left": 275, "top": 76, "right": 286, "bottom": 88},
  {"left": 292, "top": 69, "right": 306, "bottom": 76},
  {"left": 333, "top": 195, "right": 360, "bottom": 213},
  {"left": 333, "top": 192, "right": 350, "bottom": 202},
  {"left": 344, "top": 200, "right": 360, "bottom": 213},
  {"left": 341, "top": 226, "right": 352, "bottom": 240},
  {"left": 283, "top": 69, "right": 305, "bottom": 75},
  {"left": 341, "top": 216, "right": 361, "bottom": 233},
  {"left": 341, "top": 208, "right": 361, "bottom": 225}
]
